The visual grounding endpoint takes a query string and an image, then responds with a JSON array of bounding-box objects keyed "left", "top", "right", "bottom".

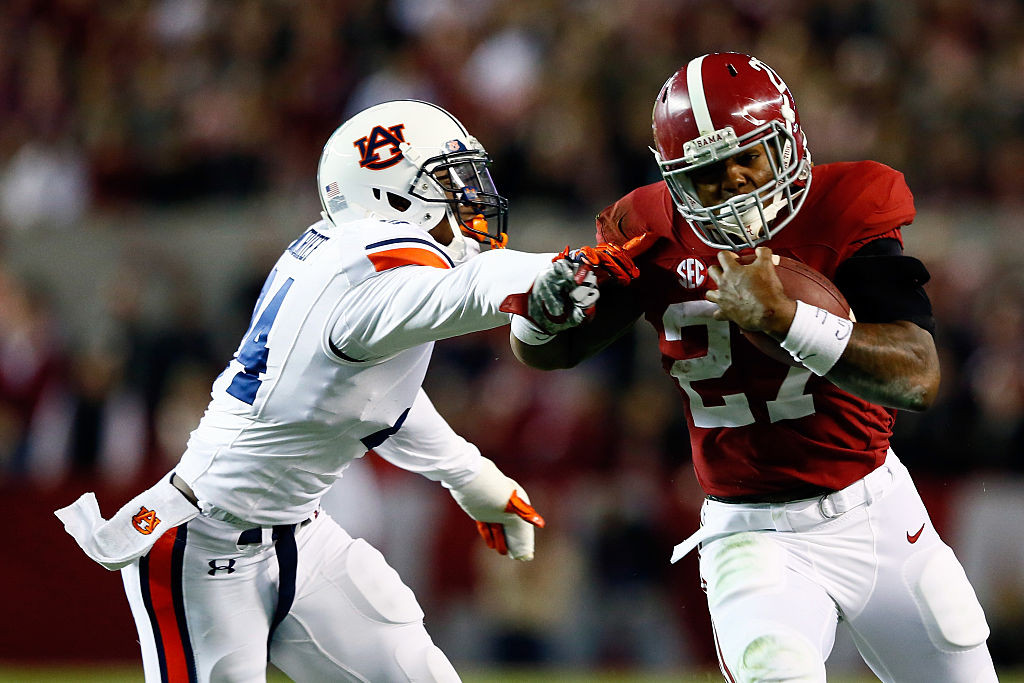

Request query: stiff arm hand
[
  {"left": 500, "top": 239, "right": 643, "bottom": 335},
  {"left": 448, "top": 458, "right": 545, "bottom": 560}
]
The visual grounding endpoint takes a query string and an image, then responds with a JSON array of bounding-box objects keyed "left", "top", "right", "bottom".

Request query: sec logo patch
[{"left": 676, "top": 258, "right": 707, "bottom": 289}]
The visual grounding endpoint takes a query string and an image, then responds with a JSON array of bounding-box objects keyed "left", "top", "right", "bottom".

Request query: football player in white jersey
[{"left": 55, "top": 100, "right": 639, "bottom": 682}]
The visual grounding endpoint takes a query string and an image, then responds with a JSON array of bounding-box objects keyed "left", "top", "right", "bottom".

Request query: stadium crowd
[{"left": 2, "top": 0, "right": 1024, "bottom": 673}]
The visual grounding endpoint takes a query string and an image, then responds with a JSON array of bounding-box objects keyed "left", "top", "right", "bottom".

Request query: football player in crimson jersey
[{"left": 512, "top": 53, "right": 996, "bottom": 682}]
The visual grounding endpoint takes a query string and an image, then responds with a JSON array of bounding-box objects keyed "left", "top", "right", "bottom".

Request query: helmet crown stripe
[{"left": 685, "top": 55, "right": 714, "bottom": 135}]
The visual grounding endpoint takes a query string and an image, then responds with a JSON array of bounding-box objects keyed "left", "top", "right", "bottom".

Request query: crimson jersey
[{"left": 596, "top": 161, "right": 916, "bottom": 498}]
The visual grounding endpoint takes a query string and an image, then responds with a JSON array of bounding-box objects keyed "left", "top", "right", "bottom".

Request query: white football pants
[
  {"left": 698, "top": 452, "right": 997, "bottom": 683},
  {"left": 121, "top": 510, "right": 460, "bottom": 682}
]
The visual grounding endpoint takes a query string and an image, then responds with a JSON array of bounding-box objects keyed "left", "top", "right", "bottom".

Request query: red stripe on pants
[
  {"left": 148, "top": 529, "right": 190, "bottom": 682},
  {"left": 712, "top": 619, "right": 737, "bottom": 683}
]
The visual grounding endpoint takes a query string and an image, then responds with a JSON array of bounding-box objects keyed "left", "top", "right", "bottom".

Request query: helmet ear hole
[{"left": 387, "top": 193, "right": 411, "bottom": 211}]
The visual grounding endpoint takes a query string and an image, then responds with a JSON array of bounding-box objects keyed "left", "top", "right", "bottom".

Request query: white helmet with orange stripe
[{"left": 317, "top": 100, "right": 509, "bottom": 262}]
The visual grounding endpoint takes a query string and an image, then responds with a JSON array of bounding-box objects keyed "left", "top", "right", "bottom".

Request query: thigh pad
[
  {"left": 395, "top": 642, "right": 460, "bottom": 683},
  {"left": 909, "top": 545, "right": 990, "bottom": 650},
  {"left": 734, "top": 626, "right": 825, "bottom": 683},
  {"left": 341, "top": 538, "right": 424, "bottom": 625},
  {"left": 701, "top": 531, "right": 785, "bottom": 608}
]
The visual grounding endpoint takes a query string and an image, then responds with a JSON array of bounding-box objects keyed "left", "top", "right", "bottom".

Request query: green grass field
[{"left": 2, "top": 667, "right": 1023, "bottom": 682}]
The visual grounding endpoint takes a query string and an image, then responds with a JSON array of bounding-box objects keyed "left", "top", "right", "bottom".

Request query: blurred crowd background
[{"left": 3, "top": 0, "right": 1024, "bottom": 676}]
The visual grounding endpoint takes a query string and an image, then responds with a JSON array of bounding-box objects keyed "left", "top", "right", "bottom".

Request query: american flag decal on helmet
[{"left": 325, "top": 182, "right": 340, "bottom": 198}]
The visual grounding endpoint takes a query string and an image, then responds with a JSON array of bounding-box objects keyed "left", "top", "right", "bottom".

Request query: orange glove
[
  {"left": 557, "top": 238, "right": 643, "bottom": 286},
  {"left": 498, "top": 235, "right": 646, "bottom": 332},
  {"left": 449, "top": 458, "right": 546, "bottom": 561},
  {"left": 474, "top": 490, "right": 546, "bottom": 557}
]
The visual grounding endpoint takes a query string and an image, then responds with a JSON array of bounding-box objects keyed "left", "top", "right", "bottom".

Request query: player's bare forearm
[
  {"left": 511, "top": 285, "right": 642, "bottom": 370},
  {"left": 511, "top": 332, "right": 575, "bottom": 369},
  {"left": 826, "top": 321, "right": 939, "bottom": 412}
]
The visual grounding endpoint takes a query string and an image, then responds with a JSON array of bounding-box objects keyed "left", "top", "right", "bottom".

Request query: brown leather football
[{"left": 739, "top": 255, "right": 853, "bottom": 366}]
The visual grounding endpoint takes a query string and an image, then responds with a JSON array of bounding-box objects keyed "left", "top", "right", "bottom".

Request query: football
[{"left": 735, "top": 255, "right": 853, "bottom": 366}]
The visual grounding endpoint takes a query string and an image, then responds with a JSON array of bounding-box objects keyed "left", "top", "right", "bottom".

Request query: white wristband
[
  {"left": 511, "top": 314, "right": 554, "bottom": 346},
  {"left": 780, "top": 300, "right": 853, "bottom": 376}
]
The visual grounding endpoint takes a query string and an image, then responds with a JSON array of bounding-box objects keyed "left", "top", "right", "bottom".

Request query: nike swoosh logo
[{"left": 907, "top": 523, "right": 926, "bottom": 544}]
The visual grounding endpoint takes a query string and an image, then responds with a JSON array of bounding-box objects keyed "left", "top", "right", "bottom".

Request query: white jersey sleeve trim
[{"left": 364, "top": 235, "right": 455, "bottom": 271}]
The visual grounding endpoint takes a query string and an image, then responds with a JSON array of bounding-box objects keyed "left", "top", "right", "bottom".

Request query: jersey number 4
[
  {"left": 227, "top": 269, "right": 294, "bottom": 405},
  {"left": 664, "top": 301, "right": 815, "bottom": 428}
]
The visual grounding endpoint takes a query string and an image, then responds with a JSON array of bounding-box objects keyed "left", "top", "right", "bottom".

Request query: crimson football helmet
[
  {"left": 318, "top": 100, "right": 508, "bottom": 263},
  {"left": 652, "top": 53, "right": 812, "bottom": 250}
]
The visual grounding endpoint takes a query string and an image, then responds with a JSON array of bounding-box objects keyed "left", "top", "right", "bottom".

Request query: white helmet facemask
[{"left": 317, "top": 100, "right": 509, "bottom": 262}]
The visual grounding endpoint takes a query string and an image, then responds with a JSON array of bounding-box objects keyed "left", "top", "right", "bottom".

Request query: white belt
[{"left": 670, "top": 450, "right": 904, "bottom": 564}]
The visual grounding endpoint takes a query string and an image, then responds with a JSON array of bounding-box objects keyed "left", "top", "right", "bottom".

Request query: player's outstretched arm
[
  {"left": 508, "top": 240, "right": 646, "bottom": 370},
  {"left": 370, "top": 389, "right": 545, "bottom": 560},
  {"left": 510, "top": 284, "right": 644, "bottom": 370}
]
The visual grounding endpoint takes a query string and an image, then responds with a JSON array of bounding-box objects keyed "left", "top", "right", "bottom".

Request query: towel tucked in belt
[{"left": 54, "top": 472, "right": 200, "bottom": 571}]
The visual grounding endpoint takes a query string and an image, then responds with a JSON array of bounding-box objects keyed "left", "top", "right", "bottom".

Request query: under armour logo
[
  {"left": 354, "top": 124, "right": 406, "bottom": 170},
  {"left": 208, "top": 559, "right": 237, "bottom": 575}
]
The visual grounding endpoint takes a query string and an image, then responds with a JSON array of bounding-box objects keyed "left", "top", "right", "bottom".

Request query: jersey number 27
[{"left": 664, "top": 301, "right": 816, "bottom": 428}]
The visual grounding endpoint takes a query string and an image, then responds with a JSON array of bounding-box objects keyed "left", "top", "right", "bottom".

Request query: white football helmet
[{"left": 317, "top": 100, "right": 508, "bottom": 262}]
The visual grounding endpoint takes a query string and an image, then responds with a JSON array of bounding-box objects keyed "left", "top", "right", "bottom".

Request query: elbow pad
[{"left": 834, "top": 244, "right": 935, "bottom": 335}]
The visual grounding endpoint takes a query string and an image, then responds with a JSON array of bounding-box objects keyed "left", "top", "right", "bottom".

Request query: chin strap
[{"left": 461, "top": 214, "right": 507, "bottom": 250}]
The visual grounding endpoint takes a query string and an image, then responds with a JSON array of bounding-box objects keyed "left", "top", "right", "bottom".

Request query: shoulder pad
[
  {"left": 358, "top": 220, "right": 454, "bottom": 272},
  {"left": 595, "top": 183, "right": 670, "bottom": 255},
  {"left": 806, "top": 162, "right": 916, "bottom": 263},
  {"left": 837, "top": 161, "right": 916, "bottom": 231}
]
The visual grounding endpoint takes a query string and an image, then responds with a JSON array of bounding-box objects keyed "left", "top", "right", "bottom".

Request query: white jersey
[{"left": 176, "top": 217, "right": 551, "bottom": 524}]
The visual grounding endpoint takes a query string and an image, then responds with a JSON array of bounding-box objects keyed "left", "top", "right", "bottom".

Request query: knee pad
[
  {"left": 343, "top": 539, "right": 424, "bottom": 624},
  {"left": 910, "top": 545, "right": 990, "bottom": 650},
  {"left": 395, "top": 641, "right": 460, "bottom": 683},
  {"left": 733, "top": 628, "right": 824, "bottom": 683},
  {"left": 701, "top": 532, "right": 785, "bottom": 608}
]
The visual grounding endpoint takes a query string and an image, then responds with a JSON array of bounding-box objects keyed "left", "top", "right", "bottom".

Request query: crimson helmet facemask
[{"left": 652, "top": 53, "right": 812, "bottom": 250}]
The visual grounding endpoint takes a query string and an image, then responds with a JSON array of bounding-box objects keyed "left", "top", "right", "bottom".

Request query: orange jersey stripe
[
  {"left": 367, "top": 247, "right": 451, "bottom": 272},
  {"left": 148, "top": 529, "right": 193, "bottom": 682}
]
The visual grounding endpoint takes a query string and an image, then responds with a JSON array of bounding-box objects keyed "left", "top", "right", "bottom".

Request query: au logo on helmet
[
  {"left": 132, "top": 506, "right": 161, "bottom": 535},
  {"left": 354, "top": 124, "right": 406, "bottom": 170}
]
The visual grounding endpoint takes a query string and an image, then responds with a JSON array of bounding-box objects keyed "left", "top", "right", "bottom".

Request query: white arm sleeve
[
  {"left": 332, "top": 248, "right": 553, "bottom": 359},
  {"left": 372, "top": 388, "right": 482, "bottom": 489}
]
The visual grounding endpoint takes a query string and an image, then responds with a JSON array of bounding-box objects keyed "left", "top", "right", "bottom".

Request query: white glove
[
  {"left": 499, "top": 258, "right": 601, "bottom": 339},
  {"left": 448, "top": 458, "right": 545, "bottom": 561},
  {"left": 527, "top": 259, "right": 600, "bottom": 334}
]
